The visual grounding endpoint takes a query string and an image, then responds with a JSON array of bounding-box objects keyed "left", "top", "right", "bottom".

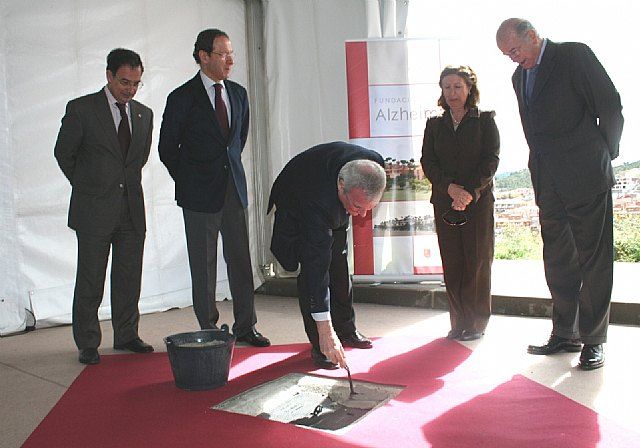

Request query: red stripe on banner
[
  {"left": 347, "top": 41, "right": 373, "bottom": 274},
  {"left": 345, "top": 41, "right": 370, "bottom": 138},
  {"left": 352, "top": 214, "right": 374, "bottom": 274}
]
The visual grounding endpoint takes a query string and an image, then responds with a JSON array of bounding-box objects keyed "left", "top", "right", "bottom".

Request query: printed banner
[{"left": 346, "top": 38, "right": 450, "bottom": 277}]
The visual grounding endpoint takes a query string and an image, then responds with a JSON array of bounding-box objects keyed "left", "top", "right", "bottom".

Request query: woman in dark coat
[{"left": 420, "top": 65, "right": 500, "bottom": 341}]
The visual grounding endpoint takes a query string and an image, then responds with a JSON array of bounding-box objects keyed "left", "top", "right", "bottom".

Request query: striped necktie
[
  {"left": 214, "top": 84, "right": 230, "bottom": 139},
  {"left": 115, "top": 102, "right": 131, "bottom": 158}
]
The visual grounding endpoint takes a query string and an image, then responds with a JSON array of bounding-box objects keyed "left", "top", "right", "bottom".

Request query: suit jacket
[
  {"left": 421, "top": 108, "right": 500, "bottom": 215},
  {"left": 54, "top": 89, "right": 153, "bottom": 235},
  {"left": 158, "top": 73, "right": 250, "bottom": 213},
  {"left": 513, "top": 40, "right": 623, "bottom": 203},
  {"left": 268, "top": 141, "right": 385, "bottom": 313}
]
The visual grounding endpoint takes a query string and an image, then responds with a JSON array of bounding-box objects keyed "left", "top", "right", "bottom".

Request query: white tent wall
[
  {"left": 262, "top": 0, "right": 368, "bottom": 183},
  {"left": 259, "top": 0, "right": 368, "bottom": 275},
  {"left": 0, "top": 0, "right": 257, "bottom": 335},
  {"left": 0, "top": 20, "right": 25, "bottom": 334},
  {"left": 1, "top": 0, "right": 373, "bottom": 336}
]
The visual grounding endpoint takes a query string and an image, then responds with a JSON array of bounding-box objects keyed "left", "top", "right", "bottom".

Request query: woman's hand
[{"left": 448, "top": 183, "right": 473, "bottom": 210}]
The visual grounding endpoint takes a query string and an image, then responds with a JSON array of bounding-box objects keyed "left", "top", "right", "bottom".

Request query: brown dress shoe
[
  {"left": 527, "top": 334, "right": 582, "bottom": 355},
  {"left": 446, "top": 329, "right": 464, "bottom": 340},
  {"left": 338, "top": 331, "right": 372, "bottom": 349},
  {"left": 459, "top": 330, "right": 484, "bottom": 341}
]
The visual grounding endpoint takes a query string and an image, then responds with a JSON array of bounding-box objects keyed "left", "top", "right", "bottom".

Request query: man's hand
[
  {"left": 316, "top": 320, "right": 347, "bottom": 368},
  {"left": 448, "top": 183, "right": 473, "bottom": 211}
]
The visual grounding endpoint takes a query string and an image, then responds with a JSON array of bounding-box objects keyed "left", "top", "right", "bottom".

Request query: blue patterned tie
[{"left": 525, "top": 66, "right": 538, "bottom": 104}]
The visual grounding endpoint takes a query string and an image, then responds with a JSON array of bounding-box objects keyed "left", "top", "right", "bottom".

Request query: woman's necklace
[{"left": 450, "top": 109, "right": 466, "bottom": 126}]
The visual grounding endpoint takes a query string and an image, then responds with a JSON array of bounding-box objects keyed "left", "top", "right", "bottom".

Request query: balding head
[{"left": 496, "top": 18, "right": 537, "bottom": 43}]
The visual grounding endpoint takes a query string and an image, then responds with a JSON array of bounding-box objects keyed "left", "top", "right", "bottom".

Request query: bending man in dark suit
[
  {"left": 54, "top": 48, "right": 154, "bottom": 365},
  {"left": 496, "top": 18, "right": 624, "bottom": 370},
  {"left": 159, "top": 29, "right": 269, "bottom": 347},
  {"left": 268, "top": 142, "right": 387, "bottom": 369}
]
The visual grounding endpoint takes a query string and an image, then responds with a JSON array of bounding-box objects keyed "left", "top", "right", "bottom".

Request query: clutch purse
[{"left": 442, "top": 208, "right": 467, "bottom": 226}]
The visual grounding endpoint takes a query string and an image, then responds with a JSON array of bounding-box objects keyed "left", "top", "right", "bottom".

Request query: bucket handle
[{"left": 164, "top": 324, "right": 231, "bottom": 346}]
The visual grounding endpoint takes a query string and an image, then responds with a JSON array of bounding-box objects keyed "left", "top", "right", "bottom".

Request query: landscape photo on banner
[{"left": 347, "top": 38, "right": 469, "bottom": 277}]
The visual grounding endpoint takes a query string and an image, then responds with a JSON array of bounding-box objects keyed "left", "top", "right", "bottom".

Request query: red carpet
[{"left": 24, "top": 335, "right": 639, "bottom": 447}]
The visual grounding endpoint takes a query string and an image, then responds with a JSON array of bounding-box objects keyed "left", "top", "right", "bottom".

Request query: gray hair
[
  {"left": 338, "top": 160, "right": 387, "bottom": 200},
  {"left": 514, "top": 19, "right": 537, "bottom": 38},
  {"left": 496, "top": 18, "right": 539, "bottom": 41}
]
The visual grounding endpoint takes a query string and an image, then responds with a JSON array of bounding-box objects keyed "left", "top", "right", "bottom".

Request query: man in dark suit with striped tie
[
  {"left": 55, "top": 48, "right": 155, "bottom": 365},
  {"left": 159, "top": 29, "right": 269, "bottom": 347}
]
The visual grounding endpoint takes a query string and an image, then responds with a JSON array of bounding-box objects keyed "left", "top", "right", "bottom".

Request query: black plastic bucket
[{"left": 164, "top": 325, "right": 236, "bottom": 391}]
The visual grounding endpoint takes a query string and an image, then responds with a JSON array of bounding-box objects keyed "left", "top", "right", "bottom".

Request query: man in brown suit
[{"left": 54, "top": 48, "right": 154, "bottom": 364}]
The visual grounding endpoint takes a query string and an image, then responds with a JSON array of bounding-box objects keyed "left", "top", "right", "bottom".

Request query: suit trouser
[
  {"left": 434, "top": 198, "right": 494, "bottom": 334},
  {"left": 536, "top": 166, "right": 613, "bottom": 344},
  {"left": 182, "top": 179, "right": 257, "bottom": 335},
  {"left": 73, "top": 197, "right": 145, "bottom": 350},
  {"left": 296, "top": 228, "right": 356, "bottom": 350}
]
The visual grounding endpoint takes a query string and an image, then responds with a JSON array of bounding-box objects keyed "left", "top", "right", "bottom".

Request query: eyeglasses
[
  {"left": 344, "top": 190, "right": 368, "bottom": 216},
  {"left": 506, "top": 45, "right": 522, "bottom": 58},
  {"left": 211, "top": 51, "right": 234, "bottom": 61},
  {"left": 443, "top": 209, "right": 467, "bottom": 226},
  {"left": 115, "top": 77, "right": 143, "bottom": 89}
]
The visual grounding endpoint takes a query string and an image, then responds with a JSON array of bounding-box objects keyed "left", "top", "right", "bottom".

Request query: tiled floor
[{"left": 2, "top": 295, "right": 639, "bottom": 447}]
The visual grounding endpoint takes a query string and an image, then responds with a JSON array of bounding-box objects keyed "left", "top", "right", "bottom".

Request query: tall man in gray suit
[
  {"left": 496, "top": 19, "right": 624, "bottom": 370},
  {"left": 55, "top": 48, "right": 155, "bottom": 365},
  {"left": 159, "top": 29, "right": 270, "bottom": 347}
]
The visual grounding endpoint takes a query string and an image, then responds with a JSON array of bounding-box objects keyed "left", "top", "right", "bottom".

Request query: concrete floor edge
[{"left": 256, "top": 278, "right": 640, "bottom": 326}]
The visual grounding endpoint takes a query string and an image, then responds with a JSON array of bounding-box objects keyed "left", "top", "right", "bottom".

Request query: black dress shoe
[
  {"left": 459, "top": 330, "right": 484, "bottom": 341},
  {"left": 236, "top": 329, "right": 271, "bottom": 347},
  {"left": 338, "top": 331, "right": 372, "bottom": 349},
  {"left": 114, "top": 338, "right": 154, "bottom": 353},
  {"left": 527, "top": 334, "right": 582, "bottom": 355},
  {"left": 311, "top": 347, "right": 338, "bottom": 370},
  {"left": 79, "top": 348, "right": 100, "bottom": 365},
  {"left": 446, "top": 329, "right": 464, "bottom": 340},
  {"left": 578, "top": 344, "right": 604, "bottom": 370}
]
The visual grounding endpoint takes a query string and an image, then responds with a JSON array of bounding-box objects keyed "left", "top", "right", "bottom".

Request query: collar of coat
[
  {"left": 444, "top": 107, "right": 479, "bottom": 118},
  {"left": 441, "top": 106, "right": 480, "bottom": 125}
]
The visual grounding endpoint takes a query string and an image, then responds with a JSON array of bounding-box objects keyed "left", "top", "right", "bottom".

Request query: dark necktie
[
  {"left": 525, "top": 65, "right": 538, "bottom": 104},
  {"left": 214, "top": 84, "right": 230, "bottom": 139},
  {"left": 116, "top": 102, "right": 131, "bottom": 158}
]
